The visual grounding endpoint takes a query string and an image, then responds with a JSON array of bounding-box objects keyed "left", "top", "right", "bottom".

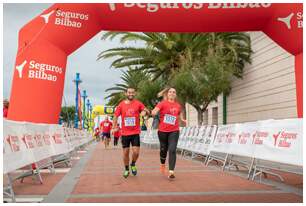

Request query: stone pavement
[{"left": 8, "top": 141, "right": 303, "bottom": 203}]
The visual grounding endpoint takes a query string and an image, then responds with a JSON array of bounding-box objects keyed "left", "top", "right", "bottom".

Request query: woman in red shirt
[
  {"left": 3, "top": 99, "right": 9, "bottom": 118},
  {"left": 152, "top": 87, "right": 186, "bottom": 179},
  {"left": 94, "top": 127, "right": 100, "bottom": 142},
  {"left": 113, "top": 124, "right": 121, "bottom": 147}
]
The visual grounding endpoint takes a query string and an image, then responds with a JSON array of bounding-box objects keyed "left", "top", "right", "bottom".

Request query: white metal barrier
[
  {"left": 207, "top": 118, "right": 303, "bottom": 181},
  {"left": 141, "top": 129, "right": 159, "bottom": 149},
  {"left": 142, "top": 118, "right": 303, "bottom": 182},
  {"left": 3, "top": 119, "right": 93, "bottom": 202}
]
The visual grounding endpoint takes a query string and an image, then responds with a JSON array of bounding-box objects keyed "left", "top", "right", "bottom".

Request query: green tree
[
  {"left": 136, "top": 78, "right": 164, "bottom": 110},
  {"left": 99, "top": 32, "right": 251, "bottom": 80},
  {"left": 98, "top": 33, "right": 196, "bottom": 80},
  {"left": 171, "top": 53, "right": 233, "bottom": 125},
  {"left": 60, "top": 106, "right": 75, "bottom": 126},
  {"left": 106, "top": 92, "right": 125, "bottom": 107},
  {"left": 99, "top": 33, "right": 203, "bottom": 116},
  {"left": 172, "top": 33, "right": 252, "bottom": 125},
  {"left": 105, "top": 67, "right": 162, "bottom": 107},
  {"left": 100, "top": 32, "right": 252, "bottom": 125}
]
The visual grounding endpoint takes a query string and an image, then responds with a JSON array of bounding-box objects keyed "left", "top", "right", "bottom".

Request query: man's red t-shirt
[
  {"left": 100, "top": 120, "right": 112, "bottom": 133},
  {"left": 156, "top": 100, "right": 181, "bottom": 132},
  {"left": 114, "top": 100, "right": 145, "bottom": 136}
]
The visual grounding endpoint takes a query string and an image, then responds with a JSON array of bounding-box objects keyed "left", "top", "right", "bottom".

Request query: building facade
[{"left": 186, "top": 31, "right": 297, "bottom": 126}]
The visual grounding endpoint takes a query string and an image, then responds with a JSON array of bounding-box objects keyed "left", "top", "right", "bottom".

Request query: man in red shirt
[
  {"left": 100, "top": 116, "right": 113, "bottom": 149},
  {"left": 112, "top": 87, "right": 150, "bottom": 178}
]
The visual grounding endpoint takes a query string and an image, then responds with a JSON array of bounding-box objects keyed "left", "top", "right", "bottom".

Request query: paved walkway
[{"left": 10, "top": 142, "right": 302, "bottom": 203}]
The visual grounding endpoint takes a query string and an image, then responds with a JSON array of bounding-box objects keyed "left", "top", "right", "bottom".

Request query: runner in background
[
  {"left": 152, "top": 87, "right": 186, "bottom": 179},
  {"left": 99, "top": 122, "right": 104, "bottom": 143},
  {"left": 94, "top": 127, "right": 100, "bottom": 142},
  {"left": 113, "top": 124, "right": 121, "bottom": 147},
  {"left": 100, "top": 115, "right": 113, "bottom": 149},
  {"left": 112, "top": 87, "right": 150, "bottom": 178},
  {"left": 3, "top": 99, "right": 9, "bottom": 118}
]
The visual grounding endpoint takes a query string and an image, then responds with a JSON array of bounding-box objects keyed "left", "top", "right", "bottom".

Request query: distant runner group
[{"left": 95, "top": 87, "right": 186, "bottom": 180}]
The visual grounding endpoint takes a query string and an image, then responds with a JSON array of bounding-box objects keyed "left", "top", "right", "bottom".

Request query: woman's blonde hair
[{"left": 157, "top": 87, "right": 176, "bottom": 101}]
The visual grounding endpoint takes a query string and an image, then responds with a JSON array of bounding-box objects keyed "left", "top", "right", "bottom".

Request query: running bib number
[
  {"left": 124, "top": 117, "right": 136, "bottom": 127},
  {"left": 163, "top": 114, "right": 176, "bottom": 125}
]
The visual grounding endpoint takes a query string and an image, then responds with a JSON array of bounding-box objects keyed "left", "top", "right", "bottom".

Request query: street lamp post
[
  {"left": 89, "top": 104, "right": 93, "bottom": 131},
  {"left": 86, "top": 99, "right": 90, "bottom": 131},
  {"left": 73, "top": 73, "right": 82, "bottom": 128},
  {"left": 81, "top": 90, "right": 88, "bottom": 129}
]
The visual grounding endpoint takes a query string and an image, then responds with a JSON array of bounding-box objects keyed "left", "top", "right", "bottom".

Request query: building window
[
  {"left": 203, "top": 109, "right": 208, "bottom": 125},
  {"left": 212, "top": 107, "right": 218, "bottom": 125}
]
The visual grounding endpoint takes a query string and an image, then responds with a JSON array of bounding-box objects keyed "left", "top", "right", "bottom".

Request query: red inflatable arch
[{"left": 8, "top": 3, "right": 303, "bottom": 124}]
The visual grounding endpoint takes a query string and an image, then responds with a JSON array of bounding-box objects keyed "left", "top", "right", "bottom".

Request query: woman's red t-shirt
[
  {"left": 114, "top": 129, "right": 121, "bottom": 138},
  {"left": 156, "top": 100, "right": 181, "bottom": 132}
]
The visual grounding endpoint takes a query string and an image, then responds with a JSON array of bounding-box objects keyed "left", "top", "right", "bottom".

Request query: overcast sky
[{"left": 3, "top": 3, "right": 142, "bottom": 107}]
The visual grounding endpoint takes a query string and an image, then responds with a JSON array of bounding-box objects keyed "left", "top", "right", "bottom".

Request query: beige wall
[
  {"left": 186, "top": 32, "right": 297, "bottom": 126},
  {"left": 186, "top": 103, "right": 197, "bottom": 126}
]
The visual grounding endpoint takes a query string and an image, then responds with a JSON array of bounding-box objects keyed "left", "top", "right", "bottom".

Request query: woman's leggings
[
  {"left": 114, "top": 137, "right": 119, "bottom": 146},
  {"left": 158, "top": 131, "right": 179, "bottom": 171}
]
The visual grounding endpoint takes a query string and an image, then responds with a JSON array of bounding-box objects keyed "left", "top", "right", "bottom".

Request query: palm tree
[
  {"left": 105, "top": 68, "right": 148, "bottom": 106},
  {"left": 106, "top": 92, "right": 125, "bottom": 107},
  {"left": 204, "top": 32, "right": 252, "bottom": 78},
  {"left": 100, "top": 32, "right": 252, "bottom": 124},
  {"left": 98, "top": 33, "right": 197, "bottom": 81},
  {"left": 98, "top": 32, "right": 251, "bottom": 80},
  {"left": 99, "top": 33, "right": 205, "bottom": 117},
  {"left": 60, "top": 106, "right": 75, "bottom": 127},
  {"left": 105, "top": 67, "right": 148, "bottom": 98},
  {"left": 105, "top": 67, "right": 163, "bottom": 108},
  {"left": 137, "top": 78, "right": 164, "bottom": 110}
]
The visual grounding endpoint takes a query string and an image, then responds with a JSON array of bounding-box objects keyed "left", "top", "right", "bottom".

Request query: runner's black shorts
[
  {"left": 102, "top": 132, "right": 111, "bottom": 138},
  {"left": 121, "top": 134, "right": 140, "bottom": 148}
]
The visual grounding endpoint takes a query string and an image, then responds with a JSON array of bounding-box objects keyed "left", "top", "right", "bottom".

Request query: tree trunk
[
  {"left": 179, "top": 101, "right": 187, "bottom": 126},
  {"left": 196, "top": 108, "right": 204, "bottom": 126},
  {"left": 181, "top": 102, "right": 187, "bottom": 119}
]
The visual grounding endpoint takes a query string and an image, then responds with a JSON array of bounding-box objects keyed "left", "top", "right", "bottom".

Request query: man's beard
[{"left": 127, "top": 96, "right": 134, "bottom": 100}]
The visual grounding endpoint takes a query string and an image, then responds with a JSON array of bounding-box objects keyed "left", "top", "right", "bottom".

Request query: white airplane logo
[
  {"left": 277, "top": 13, "right": 294, "bottom": 29},
  {"left": 108, "top": 4, "right": 116, "bottom": 11},
  {"left": 40, "top": 10, "right": 55, "bottom": 24},
  {"left": 16, "top": 60, "right": 27, "bottom": 78}
]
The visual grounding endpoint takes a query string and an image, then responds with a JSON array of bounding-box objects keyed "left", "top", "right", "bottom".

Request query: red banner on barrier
[
  {"left": 3, "top": 120, "right": 92, "bottom": 174},
  {"left": 23, "top": 134, "right": 35, "bottom": 149},
  {"left": 34, "top": 134, "right": 44, "bottom": 147},
  {"left": 7, "top": 135, "right": 21, "bottom": 152},
  {"left": 43, "top": 134, "right": 51, "bottom": 145},
  {"left": 52, "top": 133, "right": 63, "bottom": 144}
]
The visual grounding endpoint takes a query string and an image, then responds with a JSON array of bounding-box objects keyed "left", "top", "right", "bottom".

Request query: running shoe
[
  {"left": 123, "top": 170, "right": 129, "bottom": 178},
  {"left": 131, "top": 165, "right": 137, "bottom": 176},
  {"left": 168, "top": 170, "right": 175, "bottom": 179},
  {"left": 160, "top": 164, "right": 166, "bottom": 174}
]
